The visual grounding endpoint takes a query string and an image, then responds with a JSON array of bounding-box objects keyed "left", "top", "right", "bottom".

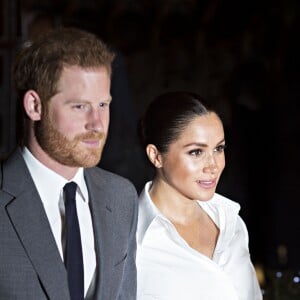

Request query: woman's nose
[{"left": 203, "top": 154, "right": 219, "bottom": 174}]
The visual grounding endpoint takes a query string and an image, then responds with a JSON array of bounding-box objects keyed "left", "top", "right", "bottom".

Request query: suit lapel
[
  {"left": 3, "top": 151, "right": 70, "bottom": 300},
  {"left": 85, "top": 170, "right": 115, "bottom": 299}
]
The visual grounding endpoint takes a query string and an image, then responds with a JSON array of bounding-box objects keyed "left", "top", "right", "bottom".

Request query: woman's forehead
[{"left": 174, "top": 113, "right": 224, "bottom": 144}]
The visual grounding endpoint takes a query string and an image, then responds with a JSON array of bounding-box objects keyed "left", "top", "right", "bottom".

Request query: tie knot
[{"left": 64, "top": 182, "right": 77, "bottom": 204}]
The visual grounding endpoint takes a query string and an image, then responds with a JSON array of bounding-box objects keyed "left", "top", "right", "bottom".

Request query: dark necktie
[{"left": 64, "top": 182, "right": 84, "bottom": 300}]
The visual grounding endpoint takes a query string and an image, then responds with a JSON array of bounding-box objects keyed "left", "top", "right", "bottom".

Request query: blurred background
[{"left": 1, "top": 0, "right": 299, "bottom": 298}]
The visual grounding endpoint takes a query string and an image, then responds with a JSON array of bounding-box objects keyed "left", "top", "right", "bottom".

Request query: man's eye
[
  {"left": 73, "top": 104, "right": 86, "bottom": 110},
  {"left": 99, "top": 102, "right": 109, "bottom": 108}
]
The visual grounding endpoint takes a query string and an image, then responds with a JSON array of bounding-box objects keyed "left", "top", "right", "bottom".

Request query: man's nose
[{"left": 85, "top": 109, "right": 103, "bottom": 132}]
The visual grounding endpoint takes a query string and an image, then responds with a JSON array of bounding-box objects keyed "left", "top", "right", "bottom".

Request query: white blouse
[{"left": 137, "top": 182, "right": 262, "bottom": 300}]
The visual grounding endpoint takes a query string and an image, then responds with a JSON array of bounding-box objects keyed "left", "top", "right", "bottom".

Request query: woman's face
[{"left": 157, "top": 112, "right": 225, "bottom": 202}]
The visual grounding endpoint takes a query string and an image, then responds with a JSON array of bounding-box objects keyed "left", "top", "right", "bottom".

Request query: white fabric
[
  {"left": 22, "top": 147, "right": 96, "bottom": 297},
  {"left": 137, "top": 181, "right": 262, "bottom": 300}
]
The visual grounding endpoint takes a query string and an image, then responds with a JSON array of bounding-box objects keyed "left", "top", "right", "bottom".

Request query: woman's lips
[{"left": 196, "top": 179, "right": 217, "bottom": 189}]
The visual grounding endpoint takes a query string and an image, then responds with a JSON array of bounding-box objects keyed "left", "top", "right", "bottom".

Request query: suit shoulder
[
  {"left": 86, "top": 166, "right": 131, "bottom": 183},
  {"left": 85, "top": 167, "right": 137, "bottom": 193}
]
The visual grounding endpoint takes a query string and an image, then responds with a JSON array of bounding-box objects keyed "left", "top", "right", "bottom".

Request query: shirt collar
[
  {"left": 199, "top": 193, "right": 240, "bottom": 253},
  {"left": 137, "top": 181, "right": 241, "bottom": 248},
  {"left": 22, "top": 147, "right": 88, "bottom": 207},
  {"left": 137, "top": 181, "right": 165, "bottom": 244}
]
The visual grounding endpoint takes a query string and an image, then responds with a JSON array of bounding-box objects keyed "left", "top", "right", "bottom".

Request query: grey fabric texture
[{"left": 0, "top": 149, "right": 138, "bottom": 299}]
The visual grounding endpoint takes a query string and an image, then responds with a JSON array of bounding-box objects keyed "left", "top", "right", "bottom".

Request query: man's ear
[
  {"left": 146, "top": 144, "right": 163, "bottom": 168},
  {"left": 23, "top": 90, "right": 42, "bottom": 121}
]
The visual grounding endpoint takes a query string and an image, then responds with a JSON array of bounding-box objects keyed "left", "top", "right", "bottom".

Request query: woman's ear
[
  {"left": 146, "top": 144, "right": 163, "bottom": 168},
  {"left": 23, "top": 90, "right": 42, "bottom": 121}
]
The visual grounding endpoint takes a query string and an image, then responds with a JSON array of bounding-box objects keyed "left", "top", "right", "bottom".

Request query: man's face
[{"left": 35, "top": 65, "right": 111, "bottom": 168}]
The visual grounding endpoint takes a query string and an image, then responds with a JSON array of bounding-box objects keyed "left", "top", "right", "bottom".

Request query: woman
[{"left": 137, "top": 91, "right": 262, "bottom": 300}]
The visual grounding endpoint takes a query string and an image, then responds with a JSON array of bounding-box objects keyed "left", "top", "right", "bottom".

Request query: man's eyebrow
[{"left": 100, "top": 96, "right": 112, "bottom": 103}]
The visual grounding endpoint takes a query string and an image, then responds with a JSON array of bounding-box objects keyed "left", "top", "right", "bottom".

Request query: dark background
[{"left": 1, "top": 0, "right": 299, "bottom": 286}]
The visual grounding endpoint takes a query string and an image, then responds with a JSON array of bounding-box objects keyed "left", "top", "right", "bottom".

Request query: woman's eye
[
  {"left": 189, "top": 149, "right": 203, "bottom": 156},
  {"left": 215, "top": 144, "right": 226, "bottom": 153}
]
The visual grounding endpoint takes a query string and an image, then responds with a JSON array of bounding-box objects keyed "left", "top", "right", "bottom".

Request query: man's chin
[
  {"left": 53, "top": 146, "right": 103, "bottom": 168},
  {"left": 78, "top": 150, "right": 102, "bottom": 168},
  {"left": 82, "top": 158, "right": 101, "bottom": 168}
]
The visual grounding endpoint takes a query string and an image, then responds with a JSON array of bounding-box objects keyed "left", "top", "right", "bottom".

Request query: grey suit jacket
[{"left": 0, "top": 149, "right": 138, "bottom": 299}]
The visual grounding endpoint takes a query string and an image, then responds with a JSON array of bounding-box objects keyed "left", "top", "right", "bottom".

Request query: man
[{"left": 0, "top": 27, "right": 138, "bottom": 299}]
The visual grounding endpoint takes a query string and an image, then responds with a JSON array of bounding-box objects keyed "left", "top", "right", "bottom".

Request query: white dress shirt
[
  {"left": 137, "top": 181, "right": 262, "bottom": 300},
  {"left": 22, "top": 147, "right": 96, "bottom": 297}
]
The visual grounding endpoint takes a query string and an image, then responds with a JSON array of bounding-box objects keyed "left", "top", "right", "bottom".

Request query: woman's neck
[{"left": 149, "top": 178, "right": 204, "bottom": 225}]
